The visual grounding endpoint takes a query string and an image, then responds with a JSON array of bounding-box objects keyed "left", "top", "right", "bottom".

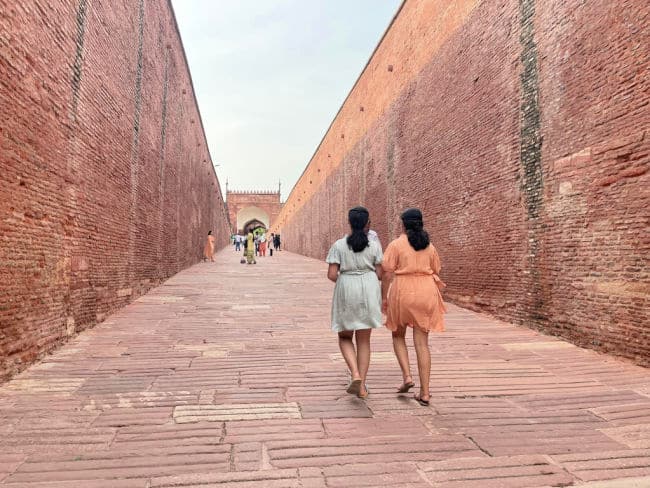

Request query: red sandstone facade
[
  {"left": 0, "top": 0, "right": 229, "bottom": 380},
  {"left": 273, "top": 0, "right": 650, "bottom": 365},
  {"left": 227, "top": 190, "right": 282, "bottom": 234}
]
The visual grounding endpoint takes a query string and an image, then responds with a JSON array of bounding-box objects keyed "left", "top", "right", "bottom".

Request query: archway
[
  {"left": 236, "top": 206, "right": 270, "bottom": 233},
  {"left": 243, "top": 219, "right": 266, "bottom": 235}
]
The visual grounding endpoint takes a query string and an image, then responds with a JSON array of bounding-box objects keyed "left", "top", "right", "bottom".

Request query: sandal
[
  {"left": 414, "top": 394, "right": 430, "bottom": 407},
  {"left": 397, "top": 381, "right": 415, "bottom": 393},
  {"left": 346, "top": 379, "right": 362, "bottom": 395},
  {"left": 358, "top": 384, "right": 369, "bottom": 399}
]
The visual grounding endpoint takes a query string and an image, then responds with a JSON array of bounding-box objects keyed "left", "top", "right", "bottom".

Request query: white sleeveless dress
[{"left": 326, "top": 237, "right": 383, "bottom": 332}]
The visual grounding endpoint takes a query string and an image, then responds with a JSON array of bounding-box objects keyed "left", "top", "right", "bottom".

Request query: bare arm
[
  {"left": 375, "top": 265, "right": 383, "bottom": 281},
  {"left": 381, "top": 267, "right": 393, "bottom": 312},
  {"left": 327, "top": 263, "right": 340, "bottom": 282}
]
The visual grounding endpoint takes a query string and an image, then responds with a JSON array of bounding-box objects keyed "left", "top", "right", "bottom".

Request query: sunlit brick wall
[{"left": 275, "top": 0, "right": 650, "bottom": 365}]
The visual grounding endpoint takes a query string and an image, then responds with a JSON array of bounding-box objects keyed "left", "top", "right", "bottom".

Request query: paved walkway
[{"left": 1, "top": 249, "right": 649, "bottom": 487}]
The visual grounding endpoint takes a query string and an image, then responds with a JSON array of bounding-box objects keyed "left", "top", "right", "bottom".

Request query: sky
[{"left": 171, "top": 0, "right": 402, "bottom": 201}]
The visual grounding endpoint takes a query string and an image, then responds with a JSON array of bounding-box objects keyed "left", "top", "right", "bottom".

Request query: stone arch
[
  {"left": 242, "top": 219, "right": 266, "bottom": 235},
  {"left": 236, "top": 206, "right": 270, "bottom": 233}
]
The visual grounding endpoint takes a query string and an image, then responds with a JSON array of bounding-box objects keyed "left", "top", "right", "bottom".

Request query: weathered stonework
[
  {"left": 227, "top": 190, "right": 283, "bottom": 234},
  {"left": 274, "top": 0, "right": 650, "bottom": 365},
  {"left": 0, "top": 0, "right": 230, "bottom": 381}
]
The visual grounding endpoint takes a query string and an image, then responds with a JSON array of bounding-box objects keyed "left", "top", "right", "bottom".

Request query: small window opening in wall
[
  {"left": 341, "top": 134, "right": 344, "bottom": 139},
  {"left": 387, "top": 65, "right": 393, "bottom": 72},
  {"left": 360, "top": 106, "right": 364, "bottom": 112}
]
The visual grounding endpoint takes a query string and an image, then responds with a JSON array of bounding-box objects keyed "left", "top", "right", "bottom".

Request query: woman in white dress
[{"left": 326, "top": 207, "right": 383, "bottom": 399}]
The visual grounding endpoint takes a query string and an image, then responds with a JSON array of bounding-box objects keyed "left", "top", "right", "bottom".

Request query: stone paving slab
[{"left": 0, "top": 249, "right": 648, "bottom": 486}]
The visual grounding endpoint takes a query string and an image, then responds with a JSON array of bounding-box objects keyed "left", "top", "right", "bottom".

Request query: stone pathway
[{"left": 0, "top": 249, "right": 649, "bottom": 487}]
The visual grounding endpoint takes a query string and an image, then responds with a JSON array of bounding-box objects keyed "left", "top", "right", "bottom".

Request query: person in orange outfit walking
[
  {"left": 381, "top": 208, "right": 446, "bottom": 406},
  {"left": 259, "top": 232, "right": 267, "bottom": 257},
  {"left": 204, "top": 230, "right": 215, "bottom": 262}
]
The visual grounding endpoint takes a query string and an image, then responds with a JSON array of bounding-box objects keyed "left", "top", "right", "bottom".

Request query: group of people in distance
[
  {"left": 327, "top": 207, "right": 445, "bottom": 406},
  {"left": 235, "top": 231, "right": 281, "bottom": 264},
  {"left": 203, "top": 230, "right": 282, "bottom": 264},
  {"left": 233, "top": 232, "right": 281, "bottom": 253}
]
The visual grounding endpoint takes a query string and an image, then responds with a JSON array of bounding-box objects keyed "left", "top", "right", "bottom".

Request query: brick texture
[
  {"left": 273, "top": 0, "right": 650, "bottom": 365},
  {"left": 0, "top": 0, "right": 230, "bottom": 381},
  {"left": 226, "top": 190, "right": 282, "bottom": 234}
]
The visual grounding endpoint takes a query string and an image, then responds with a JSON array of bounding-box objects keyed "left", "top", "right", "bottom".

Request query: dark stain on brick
[
  {"left": 158, "top": 49, "right": 170, "bottom": 276},
  {"left": 519, "top": 0, "right": 546, "bottom": 323},
  {"left": 128, "top": 0, "right": 145, "bottom": 280},
  {"left": 132, "top": 0, "right": 145, "bottom": 149},
  {"left": 160, "top": 50, "right": 169, "bottom": 181},
  {"left": 70, "top": 0, "right": 87, "bottom": 120},
  {"left": 386, "top": 120, "right": 398, "bottom": 238}
]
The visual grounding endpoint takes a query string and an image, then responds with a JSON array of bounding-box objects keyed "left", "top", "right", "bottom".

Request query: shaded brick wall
[
  {"left": 0, "top": 0, "right": 230, "bottom": 380},
  {"left": 275, "top": 0, "right": 650, "bottom": 365}
]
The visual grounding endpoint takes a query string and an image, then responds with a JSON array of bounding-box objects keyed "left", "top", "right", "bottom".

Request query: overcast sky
[{"left": 171, "top": 0, "right": 401, "bottom": 201}]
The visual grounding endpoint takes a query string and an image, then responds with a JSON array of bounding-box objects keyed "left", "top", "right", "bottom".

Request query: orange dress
[
  {"left": 383, "top": 234, "right": 446, "bottom": 332},
  {"left": 204, "top": 235, "right": 215, "bottom": 261}
]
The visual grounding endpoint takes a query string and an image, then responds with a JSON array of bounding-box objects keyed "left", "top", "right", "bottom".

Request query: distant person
[
  {"left": 245, "top": 231, "right": 256, "bottom": 264},
  {"left": 326, "top": 207, "right": 383, "bottom": 400},
  {"left": 235, "top": 234, "right": 242, "bottom": 252},
  {"left": 381, "top": 208, "right": 446, "bottom": 407},
  {"left": 268, "top": 233, "right": 275, "bottom": 256},
  {"left": 274, "top": 234, "right": 281, "bottom": 251},
  {"left": 203, "top": 230, "right": 215, "bottom": 262},
  {"left": 259, "top": 232, "right": 267, "bottom": 257}
]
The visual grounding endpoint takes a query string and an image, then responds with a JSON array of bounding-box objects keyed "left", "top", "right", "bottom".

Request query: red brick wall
[
  {"left": 275, "top": 0, "right": 650, "bottom": 365},
  {"left": 0, "top": 0, "right": 230, "bottom": 380},
  {"left": 226, "top": 191, "right": 282, "bottom": 234}
]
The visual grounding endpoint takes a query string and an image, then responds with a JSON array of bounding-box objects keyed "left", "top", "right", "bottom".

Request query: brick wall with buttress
[
  {"left": 0, "top": 0, "right": 230, "bottom": 381},
  {"left": 274, "top": 0, "right": 650, "bottom": 366}
]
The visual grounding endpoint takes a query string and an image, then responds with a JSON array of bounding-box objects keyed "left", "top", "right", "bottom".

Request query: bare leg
[
  {"left": 338, "top": 331, "right": 361, "bottom": 380},
  {"left": 413, "top": 327, "right": 431, "bottom": 401},
  {"left": 392, "top": 326, "right": 413, "bottom": 388},
  {"left": 354, "top": 329, "right": 372, "bottom": 396}
]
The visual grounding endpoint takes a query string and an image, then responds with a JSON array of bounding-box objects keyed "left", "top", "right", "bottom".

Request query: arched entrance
[
  {"left": 227, "top": 190, "right": 282, "bottom": 233},
  {"left": 236, "top": 206, "right": 270, "bottom": 234},
  {"left": 243, "top": 219, "right": 266, "bottom": 235}
]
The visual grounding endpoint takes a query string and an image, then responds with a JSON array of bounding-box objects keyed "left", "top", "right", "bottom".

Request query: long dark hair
[
  {"left": 346, "top": 206, "right": 370, "bottom": 253},
  {"left": 401, "top": 208, "right": 430, "bottom": 251}
]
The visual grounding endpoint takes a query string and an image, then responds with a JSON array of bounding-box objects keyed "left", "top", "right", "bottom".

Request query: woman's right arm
[
  {"left": 380, "top": 241, "right": 397, "bottom": 312},
  {"left": 381, "top": 267, "right": 393, "bottom": 312},
  {"left": 327, "top": 263, "right": 340, "bottom": 282}
]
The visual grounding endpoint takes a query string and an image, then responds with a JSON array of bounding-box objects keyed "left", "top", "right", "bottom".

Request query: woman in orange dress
[
  {"left": 381, "top": 208, "right": 446, "bottom": 406},
  {"left": 204, "top": 230, "right": 215, "bottom": 262}
]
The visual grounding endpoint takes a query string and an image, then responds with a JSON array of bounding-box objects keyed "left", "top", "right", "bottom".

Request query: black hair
[
  {"left": 401, "top": 208, "right": 430, "bottom": 251},
  {"left": 208, "top": 230, "right": 212, "bottom": 235},
  {"left": 346, "top": 206, "right": 370, "bottom": 253}
]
